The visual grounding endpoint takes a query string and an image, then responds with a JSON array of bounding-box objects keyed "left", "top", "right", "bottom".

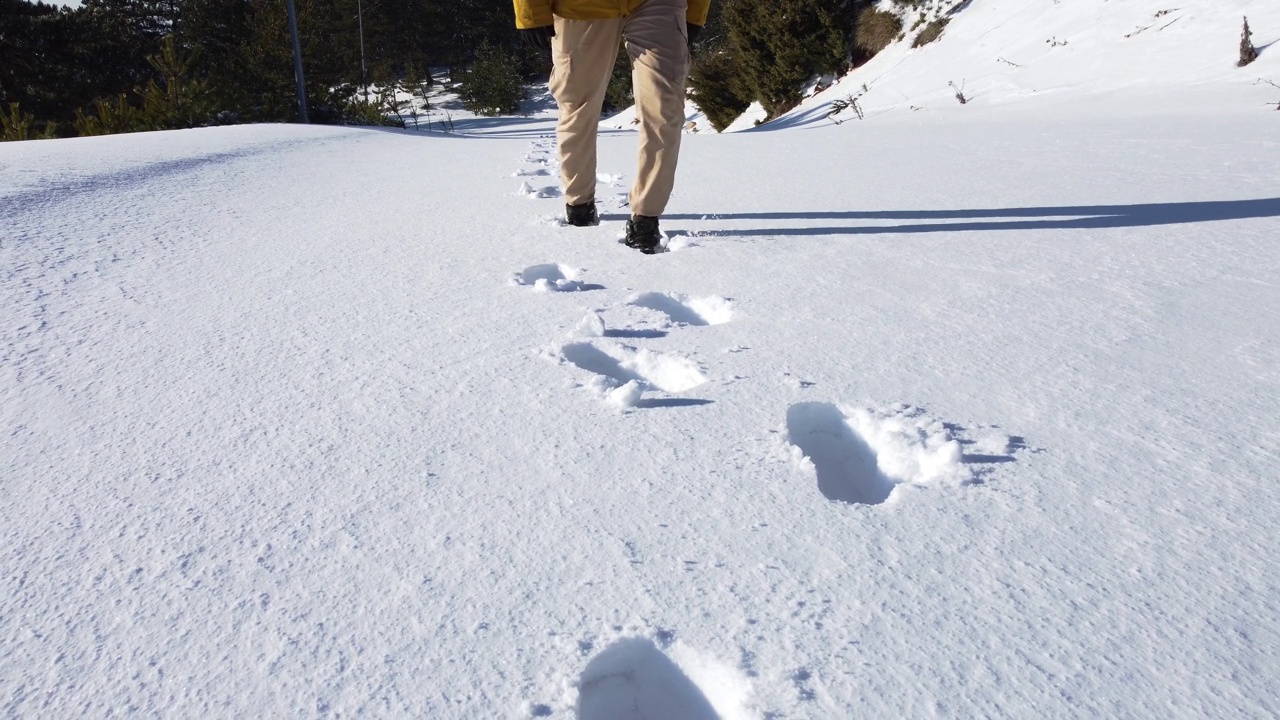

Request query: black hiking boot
[
  {"left": 565, "top": 201, "right": 599, "bottom": 227},
  {"left": 624, "top": 215, "right": 662, "bottom": 254}
]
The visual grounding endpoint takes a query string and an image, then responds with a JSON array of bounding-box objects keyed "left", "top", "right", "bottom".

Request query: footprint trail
[{"left": 627, "top": 292, "right": 734, "bottom": 326}]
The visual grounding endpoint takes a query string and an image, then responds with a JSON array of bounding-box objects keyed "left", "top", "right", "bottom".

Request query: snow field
[{"left": 3, "top": 107, "right": 1278, "bottom": 717}]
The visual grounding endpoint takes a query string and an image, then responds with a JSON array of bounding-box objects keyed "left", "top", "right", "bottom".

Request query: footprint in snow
[
  {"left": 786, "top": 403, "right": 1004, "bottom": 505},
  {"left": 510, "top": 264, "right": 602, "bottom": 292},
  {"left": 571, "top": 311, "right": 667, "bottom": 340},
  {"left": 627, "top": 292, "right": 733, "bottom": 327},
  {"left": 513, "top": 167, "right": 551, "bottom": 177},
  {"left": 577, "top": 638, "right": 718, "bottom": 720},
  {"left": 787, "top": 402, "right": 895, "bottom": 505},
  {"left": 519, "top": 182, "right": 563, "bottom": 199},
  {"left": 558, "top": 341, "right": 710, "bottom": 408},
  {"left": 663, "top": 231, "right": 702, "bottom": 252}
]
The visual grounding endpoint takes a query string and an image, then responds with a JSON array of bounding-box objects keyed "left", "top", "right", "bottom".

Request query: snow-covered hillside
[
  {"left": 2, "top": 1, "right": 1278, "bottom": 718},
  {"left": 606, "top": 0, "right": 1280, "bottom": 132},
  {"left": 796, "top": 0, "right": 1280, "bottom": 123}
]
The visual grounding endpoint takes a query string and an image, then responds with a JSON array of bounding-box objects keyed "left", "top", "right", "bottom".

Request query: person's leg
[
  {"left": 550, "top": 16, "right": 624, "bottom": 208},
  {"left": 623, "top": 0, "right": 690, "bottom": 218}
]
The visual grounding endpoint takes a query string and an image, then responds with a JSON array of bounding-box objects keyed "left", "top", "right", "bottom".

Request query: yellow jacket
[{"left": 513, "top": 0, "right": 711, "bottom": 30}]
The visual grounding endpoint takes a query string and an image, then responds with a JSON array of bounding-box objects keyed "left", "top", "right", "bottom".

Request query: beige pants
[{"left": 550, "top": 0, "right": 690, "bottom": 217}]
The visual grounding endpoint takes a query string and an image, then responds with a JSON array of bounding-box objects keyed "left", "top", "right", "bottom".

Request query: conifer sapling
[{"left": 1239, "top": 17, "right": 1258, "bottom": 68}]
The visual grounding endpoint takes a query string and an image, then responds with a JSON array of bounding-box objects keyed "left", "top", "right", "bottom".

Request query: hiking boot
[
  {"left": 624, "top": 215, "right": 662, "bottom": 254},
  {"left": 565, "top": 201, "right": 599, "bottom": 227}
]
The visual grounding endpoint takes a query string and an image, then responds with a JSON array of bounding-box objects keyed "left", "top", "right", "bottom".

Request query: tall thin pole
[
  {"left": 358, "top": 0, "right": 368, "bottom": 102},
  {"left": 285, "top": 0, "right": 309, "bottom": 123}
]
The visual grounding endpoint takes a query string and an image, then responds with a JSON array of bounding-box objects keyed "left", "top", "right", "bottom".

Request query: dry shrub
[
  {"left": 855, "top": 8, "right": 904, "bottom": 55},
  {"left": 912, "top": 18, "right": 949, "bottom": 48}
]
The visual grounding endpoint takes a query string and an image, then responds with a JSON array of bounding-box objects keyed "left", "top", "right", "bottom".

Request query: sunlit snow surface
[{"left": 3, "top": 1, "right": 1280, "bottom": 716}]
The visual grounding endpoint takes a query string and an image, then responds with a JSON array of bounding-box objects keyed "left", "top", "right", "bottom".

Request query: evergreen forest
[{"left": 1, "top": 0, "right": 925, "bottom": 140}]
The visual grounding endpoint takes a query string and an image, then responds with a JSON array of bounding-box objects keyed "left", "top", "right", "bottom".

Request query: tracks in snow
[
  {"left": 505, "top": 136, "right": 1027, "bottom": 717},
  {"left": 509, "top": 138, "right": 728, "bottom": 409},
  {"left": 507, "top": 135, "right": 1026, "bottom": 492}
]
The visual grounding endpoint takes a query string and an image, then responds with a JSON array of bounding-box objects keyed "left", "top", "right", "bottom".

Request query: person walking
[{"left": 514, "top": 0, "right": 711, "bottom": 254}]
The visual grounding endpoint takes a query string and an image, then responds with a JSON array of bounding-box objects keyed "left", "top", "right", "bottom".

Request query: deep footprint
[
  {"left": 558, "top": 342, "right": 710, "bottom": 407},
  {"left": 511, "top": 264, "right": 597, "bottom": 292},
  {"left": 786, "top": 402, "right": 895, "bottom": 505},
  {"left": 786, "top": 403, "right": 974, "bottom": 505},
  {"left": 577, "top": 638, "right": 718, "bottom": 720},
  {"left": 519, "top": 183, "right": 563, "bottom": 199},
  {"left": 626, "top": 292, "right": 733, "bottom": 326},
  {"left": 561, "top": 342, "right": 708, "bottom": 394}
]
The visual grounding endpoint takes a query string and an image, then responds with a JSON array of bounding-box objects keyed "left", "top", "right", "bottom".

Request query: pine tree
[
  {"left": 1, "top": 0, "right": 159, "bottom": 131},
  {"left": 723, "top": 0, "right": 858, "bottom": 119},
  {"left": 73, "top": 93, "right": 141, "bottom": 135},
  {"left": 3, "top": 0, "right": 537, "bottom": 132},
  {"left": 457, "top": 43, "right": 524, "bottom": 116},
  {"left": 1, "top": 101, "right": 57, "bottom": 141},
  {"left": 688, "top": 50, "right": 752, "bottom": 132},
  {"left": 135, "top": 35, "right": 212, "bottom": 129},
  {"left": 604, "top": 47, "right": 633, "bottom": 114},
  {"left": 403, "top": 62, "right": 431, "bottom": 108}
]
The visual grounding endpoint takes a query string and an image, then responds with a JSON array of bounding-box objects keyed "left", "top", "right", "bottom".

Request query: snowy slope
[
  {"left": 805, "top": 0, "right": 1280, "bottom": 121},
  {"left": 613, "top": 0, "right": 1280, "bottom": 132},
  {"left": 3, "top": 4, "right": 1280, "bottom": 719}
]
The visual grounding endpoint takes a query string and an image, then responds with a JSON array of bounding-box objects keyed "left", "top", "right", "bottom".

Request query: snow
[
  {"left": 626, "top": 292, "right": 735, "bottom": 327},
  {"left": 512, "top": 264, "right": 591, "bottom": 293},
  {"left": 3, "top": 1, "right": 1280, "bottom": 717}
]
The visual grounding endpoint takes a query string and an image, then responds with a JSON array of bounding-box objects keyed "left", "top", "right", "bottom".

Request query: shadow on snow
[{"left": 660, "top": 197, "right": 1280, "bottom": 236}]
